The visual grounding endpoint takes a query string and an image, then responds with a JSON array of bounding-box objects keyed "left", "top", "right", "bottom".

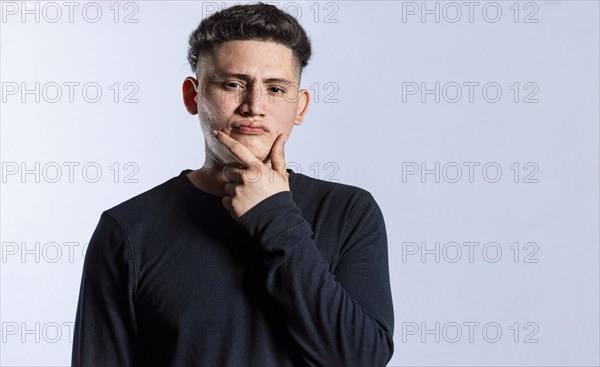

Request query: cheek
[
  {"left": 270, "top": 102, "right": 299, "bottom": 131},
  {"left": 197, "top": 95, "right": 215, "bottom": 123},
  {"left": 197, "top": 94, "right": 230, "bottom": 128}
]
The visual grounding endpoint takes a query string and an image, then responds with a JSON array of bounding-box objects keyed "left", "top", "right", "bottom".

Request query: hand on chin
[
  {"left": 227, "top": 135, "right": 270, "bottom": 162},
  {"left": 215, "top": 140, "right": 268, "bottom": 165}
]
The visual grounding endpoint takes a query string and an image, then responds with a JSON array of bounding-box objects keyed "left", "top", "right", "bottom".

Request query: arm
[
  {"left": 239, "top": 190, "right": 395, "bottom": 366},
  {"left": 213, "top": 130, "right": 394, "bottom": 365},
  {"left": 71, "top": 211, "right": 141, "bottom": 366}
]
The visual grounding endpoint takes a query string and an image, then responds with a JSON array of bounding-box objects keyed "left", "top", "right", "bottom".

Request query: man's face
[{"left": 184, "top": 40, "right": 309, "bottom": 165}]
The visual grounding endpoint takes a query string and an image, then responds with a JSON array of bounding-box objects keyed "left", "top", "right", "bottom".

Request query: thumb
[{"left": 269, "top": 134, "right": 287, "bottom": 176}]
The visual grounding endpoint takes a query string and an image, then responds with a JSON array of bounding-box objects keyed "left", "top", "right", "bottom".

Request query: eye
[
  {"left": 268, "top": 86, "right": 285, "bottom": 94},
  {"left": 224, "top": 82, "right": 243, "bottom": 90}
]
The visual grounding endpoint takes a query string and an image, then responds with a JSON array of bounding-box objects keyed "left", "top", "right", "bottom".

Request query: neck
[{"left": 186, "top": 156, "right": 229, "bottom": 197}]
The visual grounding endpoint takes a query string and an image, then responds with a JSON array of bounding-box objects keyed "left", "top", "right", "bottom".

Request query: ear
[
  {"left": 182, "top": 76, "right": 199, "bottom": 115},
  {"left": 294, "top": 89, "right": 310, "bottom": 126}
]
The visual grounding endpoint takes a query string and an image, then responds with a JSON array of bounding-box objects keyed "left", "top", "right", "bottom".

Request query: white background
[{"left": 1, "top": 1, "right": 599, "bottom": 366}]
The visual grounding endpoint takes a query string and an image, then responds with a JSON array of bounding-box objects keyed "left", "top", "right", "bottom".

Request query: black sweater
[{"left": 71, "top": 169, "right": 394, "bottom": 366}]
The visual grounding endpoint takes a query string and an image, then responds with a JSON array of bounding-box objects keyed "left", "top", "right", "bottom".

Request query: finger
[
  {"left": 223, "top": 182, "right": 236, "bottom": 196},
  {"left": 222, "top": 164, "right": 245, "bottom": 183},
  {"left": 222, "top": 196, "right": 233, "bottom": 212},
  {"left": 269, "top": 134, "right": 287, "bottom": 177},
  {"left": 213, "top": 130, "right": 260, "bottom": 167}
]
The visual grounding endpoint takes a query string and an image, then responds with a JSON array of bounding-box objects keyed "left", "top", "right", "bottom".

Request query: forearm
[{"left": 240, "top": 192, "right": 394, "bottom": 366}]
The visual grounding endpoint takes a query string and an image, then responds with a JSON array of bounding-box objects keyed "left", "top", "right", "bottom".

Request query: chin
[
  {"left": 250, "top": 148, "right": 270, "bottom": 163},
  {"left": 233, "top": 138, "right": 270, "bottom": 159},
  {"left": 210, "top": 143, "right": 268, "bottom": 165}
]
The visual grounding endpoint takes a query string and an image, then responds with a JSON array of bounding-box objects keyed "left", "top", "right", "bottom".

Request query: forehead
[{"left": 200, "top": 40, "right": 297, "bottom": 81}]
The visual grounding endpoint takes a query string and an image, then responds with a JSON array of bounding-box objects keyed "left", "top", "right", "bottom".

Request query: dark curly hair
[{"left": 187, "top": 3, "right": 312, "bottom": 79}]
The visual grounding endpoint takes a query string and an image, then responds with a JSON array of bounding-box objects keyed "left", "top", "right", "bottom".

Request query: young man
[{"left": 72, "top": 3, "right": 394, "bottom": 366}]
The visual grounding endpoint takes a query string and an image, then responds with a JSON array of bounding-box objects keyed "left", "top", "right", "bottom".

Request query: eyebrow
[{"left": 212, "top": 72, "right": 296, "bottom": 86}]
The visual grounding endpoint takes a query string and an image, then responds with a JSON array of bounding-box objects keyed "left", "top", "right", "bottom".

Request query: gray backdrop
[{"left": 1, "top": 1, "right": 598, "bottom": 366}]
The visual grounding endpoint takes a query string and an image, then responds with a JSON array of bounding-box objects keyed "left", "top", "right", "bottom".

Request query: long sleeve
[
  {"left": 71, "top": 211, "right": 141, "bottom": 366},
  {"left": 239, "top": 190, "right": 395, "bottom": 366}
]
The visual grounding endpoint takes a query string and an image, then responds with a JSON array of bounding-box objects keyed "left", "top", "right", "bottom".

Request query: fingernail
[{"left": 212, "top": 130, "right": 218, "bottom": 137}]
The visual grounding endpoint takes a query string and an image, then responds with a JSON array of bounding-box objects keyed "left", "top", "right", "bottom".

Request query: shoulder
[
  {"left": 102, "top": 171, "right": 186, "bottom": 228},
  {"left": 291, "top": 169, "right": 376, "bottom": 204},
  {"left": 289, "top": 170, "right": 382, "bottom": 220}
]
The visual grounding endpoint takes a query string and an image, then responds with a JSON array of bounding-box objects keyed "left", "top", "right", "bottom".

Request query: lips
[{"left": 232, "top": 121, "right": 269, "bottom": 135}]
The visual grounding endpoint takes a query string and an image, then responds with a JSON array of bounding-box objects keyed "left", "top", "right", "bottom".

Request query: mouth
[{"left": 231, "top": 121, "right": 269, "bottom": 135}]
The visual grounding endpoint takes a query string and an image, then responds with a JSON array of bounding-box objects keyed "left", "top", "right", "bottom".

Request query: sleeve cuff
[{"left": 238, "top": 191, "right": 312, "bottom": 250}]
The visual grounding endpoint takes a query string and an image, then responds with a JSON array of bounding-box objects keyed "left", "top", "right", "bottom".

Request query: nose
[{"left": 238, "top": 83, "right": 266, "bottom": 117}]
